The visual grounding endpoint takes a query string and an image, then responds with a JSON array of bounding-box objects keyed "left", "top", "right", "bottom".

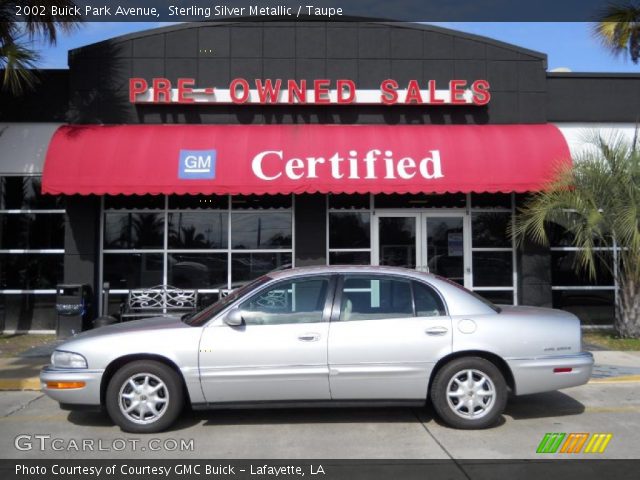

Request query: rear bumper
[
  {"left": 507, "top": 352, "right": 594, "bottom": 396},
  {"left": 40, "top": 366, "right": 103, "bottom": 406}
]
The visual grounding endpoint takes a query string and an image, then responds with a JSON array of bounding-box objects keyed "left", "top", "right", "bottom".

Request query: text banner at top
[{"left": 10, "top": 0, "right": 620, "bottom": 22}]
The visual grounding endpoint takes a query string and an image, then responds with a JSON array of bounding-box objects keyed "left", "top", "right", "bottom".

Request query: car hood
[{"left": 64, "top": 316, "right": 190, "bottom": 342}]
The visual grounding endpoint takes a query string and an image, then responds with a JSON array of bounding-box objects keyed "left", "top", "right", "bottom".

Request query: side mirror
[{"left": 224, "top": 308, "right": 244, "bottom": 326}]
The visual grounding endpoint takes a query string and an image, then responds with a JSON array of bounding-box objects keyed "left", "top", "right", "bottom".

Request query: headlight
[{"left": 51, "top": 351, "right": 88, "bottom": 369}]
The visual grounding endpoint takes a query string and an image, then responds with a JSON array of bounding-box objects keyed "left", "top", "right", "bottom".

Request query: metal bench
[{"left": 120, "top": 285, "right": 199, "bottom": 321}]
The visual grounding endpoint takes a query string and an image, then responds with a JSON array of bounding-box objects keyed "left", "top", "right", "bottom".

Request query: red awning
[{"left": 42, "top": 124, "right": 570, "bottom": 196}]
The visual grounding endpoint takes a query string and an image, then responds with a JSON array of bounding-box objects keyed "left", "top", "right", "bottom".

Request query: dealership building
[{"left": 0, "top": 20, "right": 638, "bottom": 333}]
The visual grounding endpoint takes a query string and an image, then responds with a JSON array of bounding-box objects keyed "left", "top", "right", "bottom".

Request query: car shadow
[
  {"left": 66, "top": 391, "right": 585, "bottom": 431},
  {"left": 504, "top": 391, "right": 586, "bottom": 419},
  {"left": 197, "top": 406, "right": 435, "bottom": 426},
  {"left": 66, "top": 410, "right": 202, "bottom": 432}
]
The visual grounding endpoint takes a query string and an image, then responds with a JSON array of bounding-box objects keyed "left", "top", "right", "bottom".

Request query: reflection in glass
[
  {"left": 551, "top": 251, "right": 614, "bottom": 286},
  {"left": 472, "top": 251, "right": 513, "bottom": 287},
  {"left": 472, "top": 212, "right": 511, "bottom": 248},
  {"left": 102, "top": 253, "right": 163, "bottom": 289},
  {"left": 378, "top": 217, "right": 416, "bottom": 268},
  {"left": 329, "top": 212, "right": 370, "bottom": 249},
  {"left": 231, "top": 252, "right": 292, "bottom": 285},
  {"left": 553, "top": 290, "right": 614, "bottom": 325},
  {"left": 427, "top": 217, "right": 464, "bottom": 284},
  {"left": 0, "top": 254, "right": 63, "bottom": 289},
  {"left": 0, "top": 214, "right": 65, "bottom": 249},
  {"left": 231, "top": 213, "right": 292, "bottom": 249},
  {"left": 168, "top": 253, "right": 228, "bottom": 289},
  {"left": 168, "top": 212, "right": 228, "bottom": 249},
  {"left": 329, "top": 251, "right": 371, "bottom": 265},
  {"left": 104, "top": 213, "right": 164, "bottom": 249}
]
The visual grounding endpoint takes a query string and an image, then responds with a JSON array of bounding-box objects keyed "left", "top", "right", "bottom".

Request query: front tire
[
  {"left": 106, "top": 360, "right": 184, "bottom": 433},
  {"left": 431, "top": 357, "right": 507, "bottom": 429}
]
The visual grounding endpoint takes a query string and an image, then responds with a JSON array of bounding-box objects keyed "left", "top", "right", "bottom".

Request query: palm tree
[
  {"left": 594, "top": 2, "right": 640, "bottom": 64},
  {"left": 0, "top": 0, "right": 82, "bottom": 94},
  {"left": 512, "top": 130, "right": 640, "bottom": 338}
]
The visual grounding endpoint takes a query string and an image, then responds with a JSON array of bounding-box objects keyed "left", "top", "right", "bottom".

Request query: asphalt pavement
[{"left": 0, "top": 381, "right": 638, "bottom": 459}]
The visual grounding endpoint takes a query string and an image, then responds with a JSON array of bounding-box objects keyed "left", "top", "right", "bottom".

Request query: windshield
[{"left": 184, "top": 276, "right": 271, "bottom": 326}]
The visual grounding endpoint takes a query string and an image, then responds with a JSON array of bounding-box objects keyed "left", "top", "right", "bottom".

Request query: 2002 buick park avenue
[{"left": 41, "top": 266, "right": 594, "bottom": 433}]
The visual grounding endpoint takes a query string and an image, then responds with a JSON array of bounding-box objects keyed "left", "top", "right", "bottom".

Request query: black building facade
[{"left": 1, "top": 21, "right": 639, "bottom": 332}]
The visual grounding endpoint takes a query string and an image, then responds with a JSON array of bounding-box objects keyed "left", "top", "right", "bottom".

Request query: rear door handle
[
  {"left": 425, "top": 326, "right": 448, "bottom": 336},
  {"left": 298, "top": 333, "right": 320, "bottom": 342}
]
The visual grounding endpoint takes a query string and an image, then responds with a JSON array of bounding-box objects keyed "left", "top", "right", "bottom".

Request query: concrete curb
[
  {"left": 588, "top": 375, "right": 640, "bottom": 384},
  {"left": 0, "top": 378, "right": 41, "bottom": 391}
]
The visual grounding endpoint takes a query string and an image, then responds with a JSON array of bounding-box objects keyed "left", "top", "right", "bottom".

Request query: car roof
[{"left": 266, "top": 265, "right": 437, "bottom": 282}]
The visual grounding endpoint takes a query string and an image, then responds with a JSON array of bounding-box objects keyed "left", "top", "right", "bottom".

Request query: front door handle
[
  {"left": 425, "top": 326, "right": 448, "bottom": 336},
  {"left": 298, "top": 333, "right": 320, "bottom": 342}
]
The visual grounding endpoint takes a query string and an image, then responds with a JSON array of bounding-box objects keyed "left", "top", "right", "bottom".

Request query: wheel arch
[
  {"left": 100, "top": 354, "right": 191, "bottom": 407},
  {"left": 428, "top": 350, "right": 516, "bottom": 397}
]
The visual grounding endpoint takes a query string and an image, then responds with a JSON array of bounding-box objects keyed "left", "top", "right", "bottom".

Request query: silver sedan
[{"left": 40, "top": 266, "right": 593, "bottom": 433}]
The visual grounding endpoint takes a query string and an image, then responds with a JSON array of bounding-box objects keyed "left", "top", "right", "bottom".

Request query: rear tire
[
  {"left": 431, "top": 357, "right": 507, "bottom": 429},
  {"left": 106, "top": 360, "right": 184, "bottom": 433}
]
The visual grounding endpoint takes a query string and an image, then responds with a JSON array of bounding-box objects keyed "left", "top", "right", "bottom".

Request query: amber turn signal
[{"left": 45, "top": 381, "right": 86, "bottom": 389}]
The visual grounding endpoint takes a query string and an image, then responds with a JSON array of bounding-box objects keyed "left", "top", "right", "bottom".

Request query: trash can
[{"left": 55, "top": 284, "right": 91, "bottom": 339}]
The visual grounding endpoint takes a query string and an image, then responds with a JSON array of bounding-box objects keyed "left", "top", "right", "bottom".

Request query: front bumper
[
  {"left": 507, "top": 352, "right": 594, "bottom": 396},
  {"left": 40, "top": 365, "right": 104, "bottom": 406}
]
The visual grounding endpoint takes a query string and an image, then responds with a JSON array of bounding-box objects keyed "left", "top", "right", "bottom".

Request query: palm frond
[{"left": 0, "top": 41, "right": 40, "bottom": 94}]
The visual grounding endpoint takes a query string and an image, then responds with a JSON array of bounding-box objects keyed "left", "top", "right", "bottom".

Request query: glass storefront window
[
  {"left": 168, "top": 212, "right": 228, "bottom": 249},
  {"left": 0, "top": 213, "right": 65, "bottom": 249},
  {"left": 472, "top": 251, "right": 513, "bottom": 287},
  {"left": 231, "top": 252, "right": 292, "bottom": 285},
  {"left": 103, "top": 195, "right": 294, "bottom": 294},
  {"left": 231, "top": 213, "right": 292, "bottom": 249},
  {"left": 551, "top": 251, "right": 614, "bottom": 286},
  {"left": 472, "top": 212, "right": 511, "bottom": 248},
  {"left": 104, "top": 212, "right": 164, "bottom": 249},
  {"left": 0, "top": 254, "right": 63, "bottom": 289},
  {"left": 552, "top": 290, "right": 615, "bottom": 326},
  {"left": 329, "top": 212, "right": 370, "bottom": 249},
  {"left": 167, "top": 253, "right": 228, "bottom": 289},
  {"left": 476, "top": 290, "right": 514, "bottom": 305},
  {"left": 102, "top": 253, "right": 164, "bottom": 290},
  {"left": 329, "top": 251, "right": 371, "bottom": 265}
]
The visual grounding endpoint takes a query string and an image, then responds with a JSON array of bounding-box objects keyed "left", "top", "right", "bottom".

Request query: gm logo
[{"left": 179, "top": 150, "right": 216, "bottom": 179}]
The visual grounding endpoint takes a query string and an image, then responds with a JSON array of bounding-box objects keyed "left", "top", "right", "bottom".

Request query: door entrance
[{"left": 373, "top": 212, "right": 470, "bottom": 287}]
